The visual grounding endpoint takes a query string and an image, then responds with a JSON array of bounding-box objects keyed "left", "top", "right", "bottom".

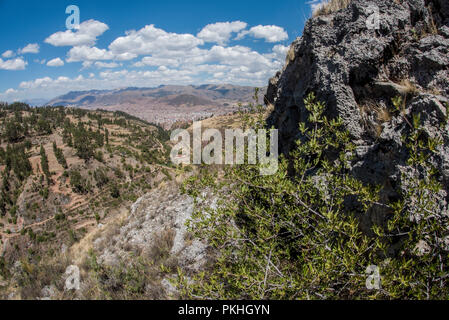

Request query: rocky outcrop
[
  {"left": 94, "top": 182, "right": 211, "bottom": 270},
  {"left": 91, "top": 181, "right": 213, "bottom": 297},
  {"left": 266, "top": 0, "right": 448, "bottom": 230}
]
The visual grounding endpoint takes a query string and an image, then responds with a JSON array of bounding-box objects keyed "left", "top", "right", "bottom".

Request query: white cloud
[
  {"left": 0, "top": 57, "right": 27, "bottom": 70},
  {"left": 81, "top": 61, "right": 93, "bottom": 69},
  {"left": 45, "top": 20, "right": 109, "bottom": 47},
  {"left": 47, "top": 57, "right": 65, "bottom": 67},
  {"left": 18, "top": 43, "right": 40, "bottom": 54},
  {"left": 5, "top": 88, "right": 17, "bottom": 94},
  {"left": 133, "top": 56, "right": 181, "bottom": 68},
  {"left": 67, "top": 46, "right": 114, "bottom": 62},
  {"left": 4, "top": 21, "right": 292, "bottom": 101},
  {"left": 307, "top": 0, "right": 328, "bottom": 14},
  {"left": 94, "top": 61, "right": 120, "bottom": 68},
  {"left": 199, "top": 45, "right": 273, "bottom": 72},
  {"left": 268, "top": 44, "right": 289, "bottom": 62},
  {"left": 114, "top": 52, "right": 138, "bottom": 61},
  {"left": 2, "top": 50, "right": 15, "bottom": 58},
  {"left": 19, "top": 76, "right": 53, "bottom": 89},
  {"left": 237, "top": 25, "right": 288, "bottom": 43},
  {"left": 197, "top": 21, "right": 247, "bottom": 45},
  {"left": 109, "top": 24, "right": 204, "bottom": 56}
]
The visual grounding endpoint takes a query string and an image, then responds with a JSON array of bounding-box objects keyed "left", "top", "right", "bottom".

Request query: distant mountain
[
  {"left": 20, "top": 98, "right": 49, "bottom": 107},
  {"left": 47, "top": 84, "right": 266, "bottom": 127}
]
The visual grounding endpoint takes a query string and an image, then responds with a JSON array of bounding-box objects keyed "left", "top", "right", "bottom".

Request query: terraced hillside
[{"left": 0, "top": 102, "right": 174, "bottom": 275}]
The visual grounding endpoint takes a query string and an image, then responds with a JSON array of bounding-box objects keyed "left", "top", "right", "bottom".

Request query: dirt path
[{"left": 0, "top": 164, "right": 176, "bottom": 256}]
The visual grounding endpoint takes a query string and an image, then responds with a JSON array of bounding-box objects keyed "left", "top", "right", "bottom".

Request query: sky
[{"left": 0, "top": 0, "right": 323, "bottom": 102}]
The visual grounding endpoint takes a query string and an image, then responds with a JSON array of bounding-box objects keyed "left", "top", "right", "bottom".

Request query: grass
[
  {"left": 312, "top": 0, "right": 352, "bottom": 17},
  {"left": 359, "top": 101, "right": 393, "bottom": 138},
  {"left": 399, "top": 79, "right": 419, "bottom": 96},
  {"left": 286, "top": 45, "right": 296, "bottom": 65}
]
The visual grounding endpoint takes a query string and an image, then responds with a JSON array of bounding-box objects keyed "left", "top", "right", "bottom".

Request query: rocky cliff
[{"left": 266, "top": 0, "right": 449, "bottom": 230}]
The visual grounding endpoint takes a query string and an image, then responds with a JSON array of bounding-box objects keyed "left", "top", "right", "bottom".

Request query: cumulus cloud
[
  {"left": 5, "top": 88, "right": 17, "bottom": 94},
  {"left": 200, "top": 45, "right": 272, "bottom": 72},
  {"left": 45, "top": 20, "right": 109, "bottom": 47},
  {"left": 114, "top": 52, "right": 138, "bottom": 61},
  {"left": 0, "top": 57, "right": 27, "bottom": 70},
  {"left": 19, "top": 76, "right": 54, "bottom": 89},
  {"left": 237, "top": 25, "right": 288, "bottom": 42},
  {"left": 18, "top": 43, "right": 40, "bottom": 54},
  {"left": 131, "top": 43, "right": 284, "bottom": 78},
  {"left": 82, "top": 61, "right": 93, "bottom": 69},
  {"left": 133, "top": 56, "right": 181, "bottom": 68},
  {"left": 47, "top": 57, "right": 65, "bottom": 67},
  {"left": 109, "top": 24, "right": 204, "bottom": 56},
  {"left": 197, "top": 21, "right": 247, "bottom": 45},
  {"left": 67, "top": 46, "right": 114, "bottom": 62},
  {"left": 5, "top": 21, "right": 292, "bottom": 101},
  {"left": 94, "top": 61, "right": 120, "bottom": 68},
  {"left": 270, "top": 44, "right": 289, "bottom": 61},
  {"left": 2, "top": 50, "right": 15, "bottom": 58}
]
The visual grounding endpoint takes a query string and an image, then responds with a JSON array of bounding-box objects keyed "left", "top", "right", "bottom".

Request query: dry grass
[
  {"left": 70, "top": 206, "right": 129, "bottom": 266},
  {"left": 399, "top": 79, "right": 419, "bottom": 96},
  {"left": 313, "top": 0, "right": 352, "bottom": 17},
  {"left": 427, "top": 6, "right": 439, "bottom": 35},
  {"left": 146, "top": 229, "right": 176, "bottom": 265},
  {"left": 359, "top": 101, "right": 393, "bottom": 138},
  {"left": 286, "top": 45, "right": 296, "bottom": 65},
  {"left": 16, "top": 255, "right": 72, "bottom": 300},
  {"left": 76, "top": 227, "right": 178, "bottom": 300}
]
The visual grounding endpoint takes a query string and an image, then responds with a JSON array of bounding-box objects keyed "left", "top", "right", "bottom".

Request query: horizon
[
  {"left": 18, "top": 83, "right": 268, "bottom": 106},
  {"left": 0, "top": 0, "right": 322, "bottom": 102}
]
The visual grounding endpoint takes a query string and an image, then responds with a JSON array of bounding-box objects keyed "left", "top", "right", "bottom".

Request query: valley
[
  {"left": 46, "top": 84, "right": 266, "bottom": 128},
  {"left": 0, "top": 103, "right": 176, "bottom": 284}
]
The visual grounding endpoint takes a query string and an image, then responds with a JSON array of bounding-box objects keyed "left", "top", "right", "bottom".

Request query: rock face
[
  {"left": 95, "top": 182, "right": 211, "bottom": 271},
  {"left": 266, "top": 0, "right": 448, "bottom": 229},
  {"left": 92, "top": 181, "right": 213, "bottom": 297}
]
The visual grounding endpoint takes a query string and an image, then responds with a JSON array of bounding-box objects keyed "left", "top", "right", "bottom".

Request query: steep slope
[
  {"left": 266, "top": 0, "right": 449, "bottom": 230},
  {"left": 0, "top": 102, "right": 174, "bottom": 298}
]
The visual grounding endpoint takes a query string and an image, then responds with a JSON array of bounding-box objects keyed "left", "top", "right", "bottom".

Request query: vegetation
[
  {"left": 313, "top": 0, "right": 352, "bottom": 17},
  {"left": 40, "top": 145, "right": 50, "bottom": 178},
  {"left": 2, "top": 143, "right": 32, "bottom": 182},
  {"left": 69, "top": 170, "right": 91, "bottom": 194},
  {"left": 178, "top": 93, "right": 449, "bottom": 299},
  {"left": 53, "top": 141, "right": 68, "bottom": 169},
  {"left": 0, "top": 102, "right": 171, "bottom": 298},
  {"left": 4, "top": 88, "right": 446, "bottom": 300}
]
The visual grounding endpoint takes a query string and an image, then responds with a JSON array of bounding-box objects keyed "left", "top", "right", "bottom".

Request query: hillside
[
  {"left": 1, "top": 0, "right": 448, "bottom": 302},
  {"left": 0, "top": 102, "right": 178, "bottom": 298},
  {"left": 266, "top": 0, "right": 449, "bottom": 232},
  {"left": 46, "top": 84, "right": 266, "bottom": 128},
  {"left": 84, "top": 0, "right": 448, "bottom": 300}
]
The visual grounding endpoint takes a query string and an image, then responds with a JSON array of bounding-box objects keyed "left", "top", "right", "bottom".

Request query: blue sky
[{"left": 0, "top": 0, "right": 319, "bottom": 102}]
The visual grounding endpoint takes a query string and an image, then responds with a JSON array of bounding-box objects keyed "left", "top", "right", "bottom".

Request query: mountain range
[{"left": 46, "top": 84, "right": 266, "bottom": 127}]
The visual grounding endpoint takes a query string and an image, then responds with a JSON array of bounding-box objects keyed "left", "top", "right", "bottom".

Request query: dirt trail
[{"left": 0, "top": 164, "right": 176, "bottom": 256}]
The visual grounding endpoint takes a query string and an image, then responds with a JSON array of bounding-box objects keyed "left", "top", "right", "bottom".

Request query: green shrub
[
  {"left": 177, "top": 93, "right": 449, "bottom": 300},
  {"left": 69, "top": 170, "right": 90, "bottom": 194}
]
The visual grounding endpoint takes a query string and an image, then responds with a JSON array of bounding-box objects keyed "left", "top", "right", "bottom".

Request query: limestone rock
[{"left": 266, "top": 0, "right": 449, "bottom": 231}]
